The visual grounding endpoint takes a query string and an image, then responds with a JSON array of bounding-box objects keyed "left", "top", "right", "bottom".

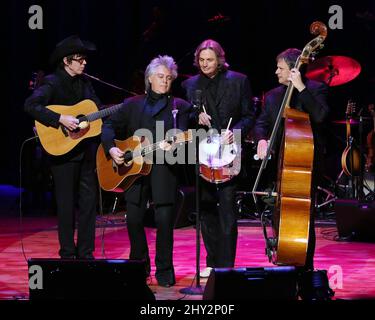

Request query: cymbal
[{"left": 306, "top": 56, "right": 361, "bottom": 86}]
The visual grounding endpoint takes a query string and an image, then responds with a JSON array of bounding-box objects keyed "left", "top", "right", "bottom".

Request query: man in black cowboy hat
[{"left": 25, "top": 35, "right": 101, "bottom": 259}]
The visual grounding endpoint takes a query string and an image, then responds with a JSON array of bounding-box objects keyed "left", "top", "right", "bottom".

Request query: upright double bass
[{"left": 252, "top": 21, "right": 327, "bottom": 266}]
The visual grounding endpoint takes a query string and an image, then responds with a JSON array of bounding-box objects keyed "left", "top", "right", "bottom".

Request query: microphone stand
[
  {"left": 180, "top": 105, "right": 204, "bottom": 295},
  {"left": 83, "top": 72, "right": 140, "bottom": 96},
  {"left": 359, "top": 115, "right": 364, "bottom": 201}
]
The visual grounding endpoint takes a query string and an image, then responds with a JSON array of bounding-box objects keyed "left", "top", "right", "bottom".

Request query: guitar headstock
[
  {"left": 173, "top": 130, "right": 193, "bottom": 143},
  {"left": 345, "top": 100, "right": 356, "bottom": 119},
  {"left": 174, "top": 129, "right": 193, "bottom": 144}
]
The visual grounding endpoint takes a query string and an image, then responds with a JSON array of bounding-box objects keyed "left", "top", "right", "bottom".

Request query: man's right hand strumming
[
  {"left": 109, "top": 147, "right": 125, "bottom": 165},
  {"left": 59, "top": 114, "right": 79, "bottom": 131}
]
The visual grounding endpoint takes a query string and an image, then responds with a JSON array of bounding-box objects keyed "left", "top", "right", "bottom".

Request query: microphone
[{"left": 193, "top": 89, "right": 202, "bottom": 110}]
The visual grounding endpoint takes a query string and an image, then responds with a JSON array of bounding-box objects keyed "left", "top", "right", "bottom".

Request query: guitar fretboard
[
  {"left": 84, "top": 103, "right": 123, "bottom": 122},
  {"left": 131, "top": 132, "right": 191, "bottom": 159}
]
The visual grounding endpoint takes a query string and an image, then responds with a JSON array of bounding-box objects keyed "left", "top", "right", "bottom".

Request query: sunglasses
[{"left": 71, "top": 57, "right": 87, "bottom": 64}]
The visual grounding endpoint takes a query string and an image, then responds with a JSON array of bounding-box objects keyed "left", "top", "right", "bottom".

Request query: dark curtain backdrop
[{"left": 3, "top": 0, "right": 375, "bottom": 185}]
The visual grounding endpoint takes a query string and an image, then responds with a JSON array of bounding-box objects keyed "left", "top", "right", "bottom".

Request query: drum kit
[
  {"left": 197, "top": 54, "right": 374, "bottom": 218},
  {"left": 308, "top": 56, "right": 375, "bottom": 212}
]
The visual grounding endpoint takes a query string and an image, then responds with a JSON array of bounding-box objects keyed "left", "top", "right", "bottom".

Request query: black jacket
[
  {"left": 254, "top": 79, "right": 330, "bottom": 154},
  {"left": 101, "top": 93, "right": 192, "bottom": 205},
  {"left": 24, "top": 68, "right": 101, "bottom": 162},
  {"left": 181, "top": 70, "right": 255, "bottom": 138}
]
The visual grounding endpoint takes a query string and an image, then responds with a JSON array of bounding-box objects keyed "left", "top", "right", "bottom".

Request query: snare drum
[{"left": 199, "top": 134, "right": 241, "bottom": 184}]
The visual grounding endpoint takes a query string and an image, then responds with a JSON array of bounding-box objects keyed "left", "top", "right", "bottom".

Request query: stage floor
[{"left": 1, "top": 214, "right": 375, "bottom": 300}]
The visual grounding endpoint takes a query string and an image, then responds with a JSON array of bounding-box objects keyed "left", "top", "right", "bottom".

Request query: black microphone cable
[
  {"left": 19, "top": 135, "right": 39, "bottom": 263},
  {"left": 83, "top": 72, "right": 139, "bottom": 96},
  {"left": 96, "top": 177, "right": 108, "bottom": 259}
]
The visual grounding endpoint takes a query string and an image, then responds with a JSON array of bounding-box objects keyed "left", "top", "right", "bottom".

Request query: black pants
[
  {"left": 200, "top": 180, "right": 238, "bottom": 268},
  {"left": 126, "top": 200, "right": 176, "bottom": 283},
  {"left": 50, "top": 157, "right": 97, "bottom": 258}
]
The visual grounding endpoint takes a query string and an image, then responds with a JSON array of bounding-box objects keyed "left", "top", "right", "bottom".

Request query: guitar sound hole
[{"left": 123, "top": 151, "right": 133, "bottom": 165}]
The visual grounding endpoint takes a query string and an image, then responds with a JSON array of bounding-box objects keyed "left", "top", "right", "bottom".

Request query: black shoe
[
  {"left": 77, "top": 254, "right": 95, "bottom": 260},
  {"left": 60, "top": 255, "right": 76, "bottom": 259},
  {"left": 156, "top": 268, "right": 176, "bottom": 288},
  {"left": 157, "top": 280, "right": 175, "bottom": 288},
  {"left": 59, "top": 247, "right": 77, "bottom": 259},
  {"left": 144, "top": 258, "right": 151, "bottom": 277}
]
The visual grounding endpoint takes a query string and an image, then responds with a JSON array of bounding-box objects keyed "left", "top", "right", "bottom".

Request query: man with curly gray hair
[
  {"left": 144, "top": 55, "right": 178, "bottom": 93},
  {"left": 101, "top": 55, "right": 192, "bottom": 287}
]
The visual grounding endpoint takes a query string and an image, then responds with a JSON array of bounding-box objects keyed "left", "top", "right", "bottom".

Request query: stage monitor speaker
[
  {"left": 335, "top": 199, "right": 375, "bottom": 242},
  {"left": 203, "top": 266, "right": 298, "bottom": 300},
  {"left": 28, "top": 258, "right": 155, "bottom": 300}
]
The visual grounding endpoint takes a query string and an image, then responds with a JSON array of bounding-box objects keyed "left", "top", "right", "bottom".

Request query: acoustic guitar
[
  {"left": 341, "top": 100, "right": 361, "bottom": 176},
  {"left": 34, "top": 99, "right": 122, "bottom": 156},
  {"left": 96, "top": 130, "right": 193, "bottom": 192}
]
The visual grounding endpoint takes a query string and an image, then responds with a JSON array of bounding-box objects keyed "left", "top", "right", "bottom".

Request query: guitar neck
[
  {"left": 85, "top": 103, "right": 123, "bottom": 122},
  {"left": 346, "top": 119, "right": 351, "bottom": 141},
  {"left": 132, "top": 131, "right": 192, "bottom": 158},
  {"left": 135, "top": 142, "right": 161, "bottom": 158},
  {"left": 133, "top": 139, "right": 177, "bottom": 158}
]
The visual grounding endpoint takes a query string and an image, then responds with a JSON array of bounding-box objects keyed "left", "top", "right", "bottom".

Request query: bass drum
[{"left": 199, "top": 134, "right": 241, "bottom": 184}]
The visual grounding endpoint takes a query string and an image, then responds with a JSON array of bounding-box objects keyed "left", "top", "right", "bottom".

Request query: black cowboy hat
[{"left": 49, "top": 35, "right": 96, "bottom": 66}]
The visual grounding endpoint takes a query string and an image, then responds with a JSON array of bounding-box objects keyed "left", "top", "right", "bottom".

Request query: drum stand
[
  {"left": 315, "top": 170, "right": 344, "bottom": 210},
  {"left": 236, "top": 191, "right": 261, "bottom": 219},
  {"left": 363, "top": 171, "right": 375, "bottom": 200},
  {"left": 315, "top": 185, "right": 336, "bottom": 211},
  {"left": 315, "top": 115, "right": 366, "bottom": 214},
  {"left": 314, "top": 171, "right": 347, "bottom": 215}
]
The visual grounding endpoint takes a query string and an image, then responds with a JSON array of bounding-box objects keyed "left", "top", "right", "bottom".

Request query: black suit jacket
[
  {"left": 101, "top": 94, "right": 192, "bottom": 205},
  {"left": 24, "top": 68, "right": 101, "bottom": 163},
  {"left": 181, "top": 70, "right": 254, "bottom": 137},
  {"left": 254, "top": 79, "right": 330, "bottom": 154}
]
